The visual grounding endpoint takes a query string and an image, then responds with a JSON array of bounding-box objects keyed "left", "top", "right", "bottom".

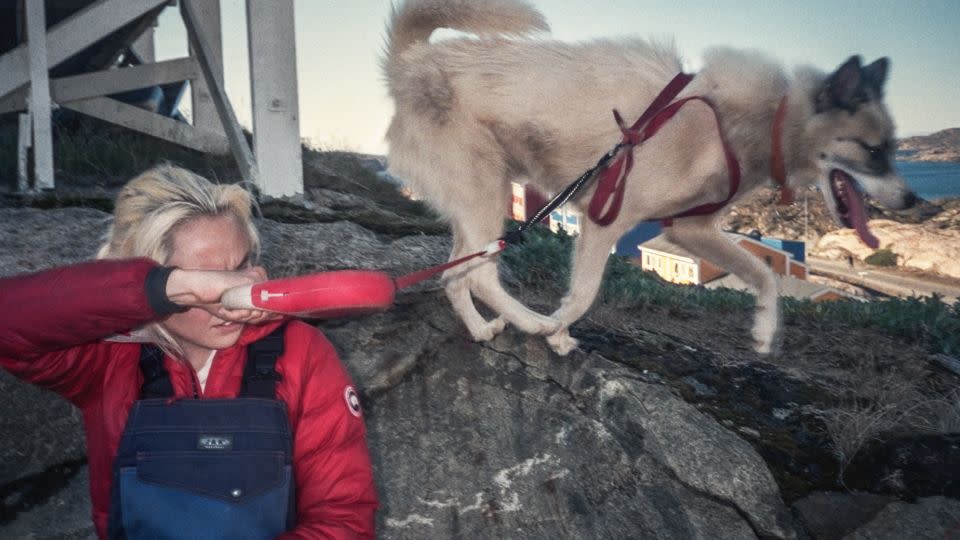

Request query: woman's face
[{"left": 162, "top": 214, "right": 252, "bottom": 365}]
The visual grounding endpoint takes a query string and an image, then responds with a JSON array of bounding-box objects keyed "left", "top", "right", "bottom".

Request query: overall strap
[
  {"left": 240, "top": 323, "right": 286, "bottom": 399},
  {"left": 137, "top": 323, "right": 287, "bottom": 400},
  {"left": 139, "top": 344, "right": 174, "bottom": 399}
]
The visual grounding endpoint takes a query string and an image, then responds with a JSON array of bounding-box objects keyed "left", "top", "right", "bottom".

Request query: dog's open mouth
[{"left": 830, "top": 169, "right": 879, "bottom": 249}]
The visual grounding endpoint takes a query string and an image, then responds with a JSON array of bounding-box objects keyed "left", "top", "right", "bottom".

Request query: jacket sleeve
[
  {"left": 278, "top": 324, "right": 378, "bottom": 539},
  {"left": 0, "top": 258, "right": 173, "bottom": 405}
]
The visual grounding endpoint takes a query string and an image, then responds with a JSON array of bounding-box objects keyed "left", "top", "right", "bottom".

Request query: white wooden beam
[
  {"left": 187, "top": 1, "right": 223, "bottom": 134},
  {"left": 247, "top": 0, "right": 303, "bottom": 198},
  {"left": 64, "top": 96, "right": 230, "bottom": 155},
  {"left": 131, "top": 25, "right": 156, "bottom": 63},
  {"left": 0, "top": 0, "right": 170, "bottom": 99},
  {"left": 181, "top": 0, "right": 257, "bottom": 186},
  {"left": 26, "top": 0, "right": 54, "bottom": 190},
  {"left": 0, "top": 58, "right": 198, "bottom": 115},
  {"left": 17, "top": 113, "right": 31, "bottom": 193}
]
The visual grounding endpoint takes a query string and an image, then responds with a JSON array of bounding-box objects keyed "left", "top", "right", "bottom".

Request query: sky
[{"left": 156, "top": 0, "right": 960, "bottom": 156}]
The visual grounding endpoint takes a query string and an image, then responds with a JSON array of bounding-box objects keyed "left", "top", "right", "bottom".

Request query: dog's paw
[
  {"left": 469, "top": 317, "right": 506, "bottom": 342},
  {"left": 751, "top": 306, "right": 781, "bottom": 357},
  {"left": 753, "top": 338, "right": 778, "bottom": 357},
  {"left": 546, "top": 330, "right": 579, "bottom": 356},
  {"left": 752, "top": 326, "right": 784, "bottom": 358}
]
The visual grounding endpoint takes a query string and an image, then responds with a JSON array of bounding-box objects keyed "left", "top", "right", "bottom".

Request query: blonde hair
[{"left": 98, "top": 165, "right": 260, "bottom": 355}]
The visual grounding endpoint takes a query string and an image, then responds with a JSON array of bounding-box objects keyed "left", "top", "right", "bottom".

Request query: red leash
[{"left": 393, "top": 240, "right": 506, "bottom": 290}]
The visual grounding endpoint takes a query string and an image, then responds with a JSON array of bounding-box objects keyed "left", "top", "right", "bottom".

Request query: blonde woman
[{"left": 0, "top": 166, "right": 377, "bottom": 539}]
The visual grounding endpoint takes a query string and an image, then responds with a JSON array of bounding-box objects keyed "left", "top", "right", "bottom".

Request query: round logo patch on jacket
[{"left": 344, "top": 386, "right": 362, "bottom": 417}]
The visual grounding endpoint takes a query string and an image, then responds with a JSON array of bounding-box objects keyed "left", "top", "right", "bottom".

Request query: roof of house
[
  {"left": 639, "top": 235, "right": 698, "bottom": 259},
  {"left": 639, "top": 232, "right": 800, "bottom": 262}
]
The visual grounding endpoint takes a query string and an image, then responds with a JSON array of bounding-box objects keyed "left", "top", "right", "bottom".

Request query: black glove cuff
[{"left": 145, "top": 266, "right": 189, "bottom": 317}]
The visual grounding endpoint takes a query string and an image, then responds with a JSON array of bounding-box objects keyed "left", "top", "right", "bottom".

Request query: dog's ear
[
  {"left": 816, "top": 55, "right": 863, "bottom": 113},
  {"left": 861, "top": 57, "right": 889, "bottom": 99}
]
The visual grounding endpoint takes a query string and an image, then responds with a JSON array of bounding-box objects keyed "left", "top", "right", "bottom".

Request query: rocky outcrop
[
  {"left": 898, "top": 128, "right": 960, "bottom": 163},
  {"left": 844, "top": 496, "right": 960, "bottom": 539},
  {"left": 723, "top": 188, "right": 960, "bottom": 279},
  {"left": 335, "top": 298, "right": 797, "bottom": 539},
  {"left": 1, "top": 204, "right": 957, "bottom": 539},
  {"left": 813, "top": 219, "right": 960, "bottom": 279},
  {"left": 722, "top": 187, "right": 952, "bottom": 241},
  {"left": 0, "top": 207, "right": 799, "bottom": 539}
]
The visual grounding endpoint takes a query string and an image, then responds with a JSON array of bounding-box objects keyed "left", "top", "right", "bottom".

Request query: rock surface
[
  {"left": 722, "top": 187, "right": 960, "bottom": 280},
  {"left": 814, "top": 219, "right": 960, "bottom": 279},
  {"left": 1, "top": 201, "right": 957, "bottom": 539},
  {"left": 333, "top": 299, "right": 797, "bottom": 539},
  {"left": 843, "top": 496, "right": 960, "bottom": 540},
  {"left": 0, "top": 207, "right": 798, "bottom": 539},
  {"left": 898, "top": 128, "right": 960, "bottom": 163}
]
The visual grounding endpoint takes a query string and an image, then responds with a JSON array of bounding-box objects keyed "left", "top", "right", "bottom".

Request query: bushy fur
[{"left": 383, "top": 0, "right": 915, "bottom": 355}]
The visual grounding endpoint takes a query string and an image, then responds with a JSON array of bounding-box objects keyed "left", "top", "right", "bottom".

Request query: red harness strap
[
  {"left": 770, "top": 96, "right": 795, "bottom": 205},
  {"left": 587, "top": 73, "right": 743, "bottom": 227}
]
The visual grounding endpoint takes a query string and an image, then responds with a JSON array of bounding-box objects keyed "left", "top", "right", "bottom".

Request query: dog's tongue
[{"left": 837, "top": 172, "right": 879, "bottom": 249}]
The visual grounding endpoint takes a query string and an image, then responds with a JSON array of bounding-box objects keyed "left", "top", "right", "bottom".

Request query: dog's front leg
[
  {"left": 547, "top": 222, "right": 624, "bottom": 355},
  {"left": 664, "top": 215, "right": 781, "bottom": 355}
]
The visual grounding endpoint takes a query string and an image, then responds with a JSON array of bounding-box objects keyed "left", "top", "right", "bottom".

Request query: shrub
[{"left": 864, "top": 247, "right": 898, "bottom": 267}]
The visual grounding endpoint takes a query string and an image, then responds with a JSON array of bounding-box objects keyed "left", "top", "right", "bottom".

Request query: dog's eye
[{"left": 854, "top": 139, "right": 886, "bottom": 157}]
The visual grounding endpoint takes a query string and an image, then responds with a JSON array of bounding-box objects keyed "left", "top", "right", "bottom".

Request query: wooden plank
[
  {"left": 64, "top": 96, "right": 230, "bottom": 155},
  {"left": 26, "top": 0, "right": 54, "bottom": 190},
  {"left": 180, "top": 0, "right": 257, "bottom": 186},
  {"left": 17, "top": 113, "right": 31, "bottom": 192},
  {"left": 246, "top": 0, "right": 303, "bottom": 197},
  {"left": 0, "top": 0, "right": 169, "bottom": 99},
  {"left": 186, "top": 1, "right": 223, "bottom": 134},
  {"left": 131, "top": 25, "right": 156, "bottom": 63},
  {"left": 0, "top": 58, "right": 198, "bottom": 115}
]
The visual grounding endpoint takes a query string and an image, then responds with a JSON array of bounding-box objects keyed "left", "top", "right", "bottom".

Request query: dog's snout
[{"left": 903, "top": 191, "right": 918, "bottom": 209}]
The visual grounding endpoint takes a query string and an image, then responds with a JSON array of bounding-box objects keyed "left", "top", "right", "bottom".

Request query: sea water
[{"left": 897, "top": 160, "right": 960, "bottom": 201}]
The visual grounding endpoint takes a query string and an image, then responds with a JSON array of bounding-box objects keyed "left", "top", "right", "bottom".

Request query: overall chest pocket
[{"left": 119, "top": 451, "right": 292, "bottom": 539}]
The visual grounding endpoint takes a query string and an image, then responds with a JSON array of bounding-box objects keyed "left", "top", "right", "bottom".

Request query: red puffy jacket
[{"left": 0, "top": 258, "right": 378, "bottom": 539}]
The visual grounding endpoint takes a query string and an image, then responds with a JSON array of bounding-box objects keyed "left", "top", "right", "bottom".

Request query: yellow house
[{"left": 639, "top": 235, "right": 726, "bottom": 285}]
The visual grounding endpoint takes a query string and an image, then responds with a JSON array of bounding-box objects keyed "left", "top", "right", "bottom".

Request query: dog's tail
[{"left": 383, "top": 0, "right": 549, "bottom": 66}]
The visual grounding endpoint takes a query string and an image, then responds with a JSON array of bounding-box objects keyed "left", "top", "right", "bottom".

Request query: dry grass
[{"left": 809, "top": 354, "right": 959, "bottom": 480}]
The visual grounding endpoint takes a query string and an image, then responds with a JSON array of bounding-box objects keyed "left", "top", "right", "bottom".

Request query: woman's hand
[{"left": 165, "top": 267, "right": 280, "bottom": 325}]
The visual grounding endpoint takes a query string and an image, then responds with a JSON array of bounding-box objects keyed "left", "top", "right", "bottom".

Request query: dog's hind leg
[
  {"left": 664, "top": 215, "right": 781, "bottom": 355},
  {"left": 546, "top": 218, "right": 627, "bottom": 355},
  {"left": 442, "top": 222, "right": 507, "bottom": 342},
  {"left": 471, "top": 260, "right": 561, "bottom": 335},
  {"left": 445, "top": 207, "right": 559, "bottom": 339}
]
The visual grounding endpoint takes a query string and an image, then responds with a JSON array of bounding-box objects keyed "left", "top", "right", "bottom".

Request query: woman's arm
[
  {"left": 0, "top": 258, "right": 272, "bottom": 405},
  {"left": 0, "top": 258, "right": 169, "bottom": 404}
]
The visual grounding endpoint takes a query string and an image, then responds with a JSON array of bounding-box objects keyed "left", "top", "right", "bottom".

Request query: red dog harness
[{"left": 588, "top": 72, "right": 791, "bottom": 227}]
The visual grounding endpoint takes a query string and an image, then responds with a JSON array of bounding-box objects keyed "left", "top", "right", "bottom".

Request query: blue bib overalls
[{"left": 107, "top": 325, "right": 295, "bottom": 539}]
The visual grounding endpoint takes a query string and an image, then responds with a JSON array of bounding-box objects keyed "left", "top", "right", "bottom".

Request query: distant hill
[{"left": 898, "top": 128, "right": 960, "bottom": 162}]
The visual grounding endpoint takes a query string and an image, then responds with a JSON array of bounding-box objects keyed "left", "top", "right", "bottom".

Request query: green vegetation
[
  {"left": 501, "top": 224, "right": 960, "bottom": 355},
  {"left": 864, "top": 247, "right": 899, "bottom": 267},
  {"left": 0, "top": 114, "right": 238, "bottom": 186}
]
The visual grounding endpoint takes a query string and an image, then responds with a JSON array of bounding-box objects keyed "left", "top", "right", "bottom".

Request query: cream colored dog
[{"left": 382, "top": 0, "right": 916, "bottom": 355}]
